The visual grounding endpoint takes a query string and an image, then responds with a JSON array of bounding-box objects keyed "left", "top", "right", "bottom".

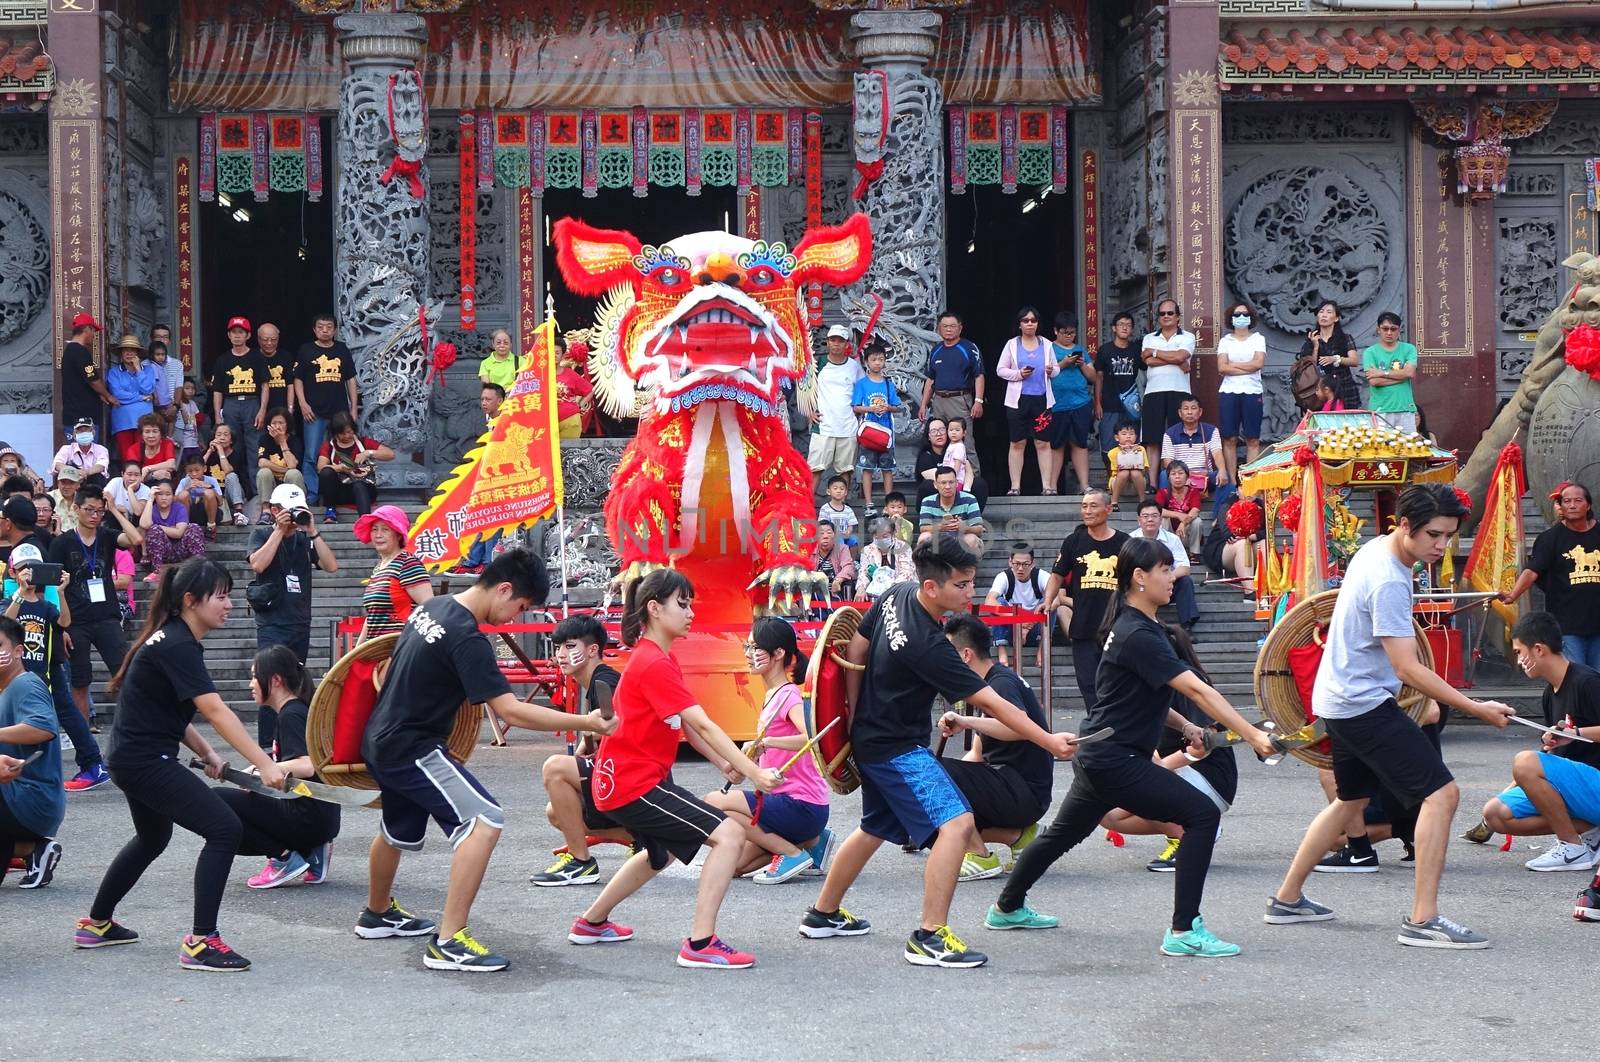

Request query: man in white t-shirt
[
  {"left": 1266, "top": 485, "right": 1515, "bottom": 949},
  {"left": 983, "top": 544, "right": 1045, "bottom": 669},
  {"left": 1140, "top": 298, "right": 1195, "bottom": 472},
  {"left": 808, "top": 325, "right": 864, "bottom": 494},
  {"left": 1134, "top": 500, "right": 1198, "bottom": 629}
]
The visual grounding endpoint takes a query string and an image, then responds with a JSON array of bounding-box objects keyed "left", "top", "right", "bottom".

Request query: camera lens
[{"left": 293, "top": 509, "right": 312, "bottom": 526}]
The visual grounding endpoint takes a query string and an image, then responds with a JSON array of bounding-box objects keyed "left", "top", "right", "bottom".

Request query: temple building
[{"left": 4, "top": 0, "right": 1597, "bottom": 501}]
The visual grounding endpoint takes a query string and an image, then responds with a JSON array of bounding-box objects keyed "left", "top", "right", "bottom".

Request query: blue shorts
[
  {"left": 1217, "top": 391, "right": 1264, "bottom": 440},
  {"left": 369, "top": 745, "right": 504, "bottom": 851},
  {"left": 1497, "top": 752, "right": 1600, "bottom": 825},
  {"left": 989, "top": 621, "right": 1041, "bottom": 648},
  {"left": 743, "top": 790, "right": 829, "bottom": 845},
  {"left": 1046, "top": 404, "right": 1092, "bottom": 449},
  {"left": 858, "top": 746, "right": 972, "bottom": 847},
  {"left": 857, "top": 445, "right": 897, "bottom": 472}
]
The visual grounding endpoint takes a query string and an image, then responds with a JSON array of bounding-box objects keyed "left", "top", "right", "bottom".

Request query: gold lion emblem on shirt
[
  {"left": 313, "top": 353, "right": 342, "bottom": 384},
  {"left": 1081, "top": 550, "right": 1119, "bottom": 591},
  {"left": 227, "top": 364, "right": 255, "bottom": 393},
  {"left": 1567, "top": 545, "right": 1600, "bottom": 584}
]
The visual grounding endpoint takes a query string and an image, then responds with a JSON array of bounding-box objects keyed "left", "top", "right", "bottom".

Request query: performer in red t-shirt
[{"left": 574, "top": 569, "right": 780, "bottom": 969}]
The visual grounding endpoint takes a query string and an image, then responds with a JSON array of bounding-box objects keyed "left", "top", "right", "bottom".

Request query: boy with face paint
[{"left": 531, "top": 615, "right": 635, "bottom": 887}]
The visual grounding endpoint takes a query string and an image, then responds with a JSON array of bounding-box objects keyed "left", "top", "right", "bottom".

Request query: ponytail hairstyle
[
  {"left": 1098, "top": 536, "right": 1174, "bottom": 643},
  {"left": 254, "top": 644, "right": 314, "bottom": 703},
  {"left": 619, "top": 568, "right": 694, "bottom": 647},
  {"left": 107, "top": 557, "right": 233, "bottom": 696},
  {"left": 750, "top": 615, "right": 805, "bottom": 685}
]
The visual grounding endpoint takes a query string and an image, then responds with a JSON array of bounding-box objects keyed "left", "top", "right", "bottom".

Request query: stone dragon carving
[
  {"left": 334, "top": 26, "right": 438, "bottom": 454},
  {"left": 553, "top": 214, "right": 872, "bottom": 611},
  {"left": 1460, "top": 252, "right": 1600, "bottom": 525},
  {"left": 840, "top": 66, "right": 942, "bottom": 400}
]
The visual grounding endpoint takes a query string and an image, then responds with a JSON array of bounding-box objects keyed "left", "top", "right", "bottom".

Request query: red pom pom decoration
[
  {"left": 1292, "top": 445, "right": 1318, "bottom": 467},
  {"left": 425, "top": 341, "right": 458, "bottom": 387},
  {"left": 1278, "top": 494, "right": 1303, "bottom": 530},
  {"left": 1453, "top": 488, "right": 1473, "bottom": 513},
  {"left": 1566, "top": 323, "right": 1600, "bottom": 381},
  {"left": 1226, "top": 500, "right": 1263, "bottom": 538}
]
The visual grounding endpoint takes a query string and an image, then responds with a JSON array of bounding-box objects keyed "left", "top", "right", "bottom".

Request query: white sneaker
[
  {"left": 1525, "top": 840, "right": 1593, "bottom": 872},
  {"left": 1582, "top": 826, "right": 1600, "bottom": 866},
  {"left": 61, "top": 733, "right": 74, "bottom": 751}
]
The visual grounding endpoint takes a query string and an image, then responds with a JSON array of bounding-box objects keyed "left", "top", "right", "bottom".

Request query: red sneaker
[
  {"left": 567, "top": 916, "right": 634, "bottom": 945},
  {"left": 676, "top": 935, "right": 755, "bottom": 970}
]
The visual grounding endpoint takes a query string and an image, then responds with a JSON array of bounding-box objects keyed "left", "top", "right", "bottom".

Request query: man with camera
[{"left": 247, "top": 483, "right": 336, "bottom": 748}]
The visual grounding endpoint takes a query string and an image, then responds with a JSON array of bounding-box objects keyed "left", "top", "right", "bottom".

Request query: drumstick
[{"left": 721, "top": 714, "right": 780, "bottom": 794}]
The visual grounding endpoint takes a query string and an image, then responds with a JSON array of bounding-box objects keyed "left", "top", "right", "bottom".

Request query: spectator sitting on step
[
  {"left": 858, "top": 516, "right": 917, "bottom": 599},
  {"left": 315, "top": 412, "right": 393, "bottom": 523},
  {"left": 48, "top": 467, "right": 82, "bottom": 538},
  {"left": 1106, "top": 420, "right": 1148, "bottom": 508},
  {"left": 32, "top": 494, "right": 56, "bottom": 546},
  {"left": 811, "top": 521, "right": 856, "bottom": 602},
  {"left": 51, "top": 420, "right": 110, "bottom": 487},
  {"left": 917, "top": 466, "right": 985, "bottom": 554},
  {"left": 134, "top": 414, "right": 179, "bottom": 485},
  {"left": 202, "top": 425, "right": 248, "bottom": 526},
  {"left": 1155, "top": 461, "right": 1204, "bottom": 555},
  {"left": 817, "top": 475, "right": 859, "bottom": 549},
  {"left": 1159, "top": 396, "right": 1232, "bottom": 533},
  {"left": 0, "top": 447, "right": 44, "bottom": 495},
  {"left": 106, "top": 461, "right": 151, "bottom": 523},
  {"left": 983, "top": 543, "right": 1046, "bottom": 670},
  {"left": 178, "top": 457, "right": 223, "bottom": 539},
  {"left": 1135, "top": 499, "right": 1200, "bottom": 630},
  {"left": 255, "top": 407, "right": 306, "bottom": 523},
  {"left": 138, "top": 478, "right": 206, "bottom": 582},
  {"left": 881, "top": 491, "right": 916, "bottom": 547}
]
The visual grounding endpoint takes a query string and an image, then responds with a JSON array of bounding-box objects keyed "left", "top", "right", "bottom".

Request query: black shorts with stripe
[
  {"left": 575, "top": 756, "right": 624, "bottom": 832},
  {"left": 601, "top": 780, "right": 724, "bottom": 871}
]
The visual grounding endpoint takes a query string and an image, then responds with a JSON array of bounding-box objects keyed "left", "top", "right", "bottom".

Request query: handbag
[{"left": 1119, "top": 383, "right": 1142, "bottom": 420}]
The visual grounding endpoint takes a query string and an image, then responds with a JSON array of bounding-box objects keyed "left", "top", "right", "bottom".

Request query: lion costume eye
[
  {"left": 744, "top": 265, "right": 780, "bottom": 289},
  {"left": 649, "top": 265, "right": 687, "bottom": 288}
]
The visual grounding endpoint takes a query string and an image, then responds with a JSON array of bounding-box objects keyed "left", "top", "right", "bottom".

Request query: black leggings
[
  {"left": 1070, "top": 639, "right": 1101, "bottom": 712},
  {"left": 93, "top": 758, "right": 243, "bottom": 937},
  {"left": 215, "top": 788, "right": 339, "bottom": 857},
  {"left": 998, "top": 756, "right": 1223, "bottom": 932},
  {"left": 317, "top": 468, "right": 376, "bottom": 515}
]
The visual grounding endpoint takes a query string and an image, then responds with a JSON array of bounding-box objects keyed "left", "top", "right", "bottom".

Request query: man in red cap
[
  {"left": 208, "top": 316, "right": 267, "bottom": 487},
  {"left": 60, "top": 313, "right": 113, "bottom": 440}
]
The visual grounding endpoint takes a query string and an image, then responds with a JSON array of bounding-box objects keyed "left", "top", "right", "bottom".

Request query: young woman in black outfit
[
  {"left": 988, "top": 537, "right": 1277, "bottom": 957},
  {"left": 232, "top": 645, "right": 340, "bottom": 891},
  {"left": 75, "top": 558, "right": 285, "bottom": 972},
  {"left": 1295, "top": 299, "right": 1361, "bottom": 409}
]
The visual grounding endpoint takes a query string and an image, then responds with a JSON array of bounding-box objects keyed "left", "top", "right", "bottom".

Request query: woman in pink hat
[{"left": 354, "top": 505, "right": 432, "bottom": 642}]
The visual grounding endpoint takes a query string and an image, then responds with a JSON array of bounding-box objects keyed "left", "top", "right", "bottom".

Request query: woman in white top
[
  {"left": 1215, "top": 301, "right": 1267, "bottom": 483},
  {"left": 996, "top": 306, "right": 1059, "bottom": 496}
]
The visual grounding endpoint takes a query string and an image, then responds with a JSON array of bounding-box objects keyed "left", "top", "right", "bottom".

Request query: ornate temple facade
[{"left": 4, "top": 0, "right": 1598, "bottom": 512}]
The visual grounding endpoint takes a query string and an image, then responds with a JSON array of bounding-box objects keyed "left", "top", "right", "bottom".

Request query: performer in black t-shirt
[
  {"left": 533, "top": 613, "right": 633, "bottom": 887},
  {"left": 225, "top": 646, "right": 341, "bottom": 891},
  {"left": 935, "top": 615, "right": 1055, "bottom": 882},
  {"left": 358, "top": 549, "right": 614, "bottom": 973},
  {"left": 800, "top": 535, "right": 1078, "bottom": 969},
  {"left": 76, "top": 559, "right": 286, "bottom": 973},
  {"left": 1044, "top": 488, "right": 1129, "bottom": 711},
  {"left": 1501, "top": 482, "right": 1600, "bottom": 672},
  {"left": 990, "top": 537, "right": 1275, "bottom": 956}
]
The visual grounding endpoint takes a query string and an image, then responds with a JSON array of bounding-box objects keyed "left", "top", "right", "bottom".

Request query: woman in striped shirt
[{"left": 354, "top": 505, "right": 432, "bottom": 642}]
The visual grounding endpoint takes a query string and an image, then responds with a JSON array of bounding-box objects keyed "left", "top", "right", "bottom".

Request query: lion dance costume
[{"left": 554, "top": 214, "right": 872, "bottom": 734}]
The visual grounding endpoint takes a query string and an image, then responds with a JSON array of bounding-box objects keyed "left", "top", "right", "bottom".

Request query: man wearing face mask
[
  {"left": 531, "top": 614, "right": 632, "bottom": 887},
  {"left": 51, "top": 421, "right": 110, "bottom": 488}
]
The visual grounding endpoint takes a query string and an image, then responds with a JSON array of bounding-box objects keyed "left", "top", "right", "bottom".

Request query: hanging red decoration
[
  {"left": 425, "top": 342, "right": 458, "bottom": 388},
  {"left": 1277, "top": 494, "right": 1303, "bottom": 531},
  {"left": 1453, "top": 488, "right": 1474, "bottom": 513},
  {"left": 1565, "top": 323, "right": 1600, "bottom": 381},
  {"left": 1226, "top": 500, "right": 1263, "bottom": 538},
  {"left": 459, "top": 113, "right": 478, "bottom": 331},
  {"left": 378, "top": 72, "right": 427, "bottom": 198},
  {"left": 1292, "top": 445, "right": 1318, "bottom": 467}
]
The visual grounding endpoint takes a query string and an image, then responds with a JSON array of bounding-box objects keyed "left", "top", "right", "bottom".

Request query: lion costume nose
[{"left": 698, "top": 251, "right": 741, "bottom": 286}]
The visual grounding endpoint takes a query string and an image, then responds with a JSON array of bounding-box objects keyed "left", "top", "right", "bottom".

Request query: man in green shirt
[
  {"left": 1361, "top": 312, "right": 1418, "bottom": 433},
  {"left": 918, "top": 467, "right": 985, "bottom": 553}
]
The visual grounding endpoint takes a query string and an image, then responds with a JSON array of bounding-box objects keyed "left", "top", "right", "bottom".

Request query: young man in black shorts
[
  {"left": 532, "top": 614, "right": 633, "bottom": 886},
  {"left": 799, "top": 535, "right": 1078, "bottom": 969},
  {"left": 358, "top": 550, "right": 615, "bottom": 972},
  {"left": 1266, "top": 485, "right": 1514, "bottom": 948},
  {"left": 937, "top": 615, "right": 1052, "bottom": 882}
]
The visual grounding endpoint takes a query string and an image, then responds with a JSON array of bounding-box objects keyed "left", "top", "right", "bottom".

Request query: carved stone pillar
[
  {"left": 333, "top": 14, "right": 438, "bottom": 455},
  {"left": 844, "top": 10, "right": 944, "bottom": 393}
]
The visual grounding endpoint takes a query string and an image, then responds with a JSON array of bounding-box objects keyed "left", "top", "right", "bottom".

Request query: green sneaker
[
  {"left": 1004, "top": 822, "right": 1039, "bottom": 873},
  {"left": 1160, "top": 916, "right": 1240, "bottom": 958},
  {"left": 984, "top": 903, "right": 1059, "bottom": 931},
  {"left": 958, "top": 851, "right": 1003, "bottom": 882}
]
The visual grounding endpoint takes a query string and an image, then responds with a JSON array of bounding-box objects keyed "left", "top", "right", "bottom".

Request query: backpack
[
  {"left": 1001, "top": 567, "right": 1044, "bottom": 605},
  {"left": 1291, "top": 356, "right": 1323, "bottom": 411}
]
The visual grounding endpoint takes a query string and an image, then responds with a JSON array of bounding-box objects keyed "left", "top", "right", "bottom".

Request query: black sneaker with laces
[
  {"left": 424, "top": 927, "right": 509, "bottom": 972},
  {"left": 1312, "top": 846, "right": 1379, "bottom": 873},
  {"left": 179, "top": 932, "right": 251, "bottom": 972},
  {"left": 354, "top": 899, "right": 438, "bottom": 939},
  {"left": 18, "top": 838, "right": 61, "bottom": 889},
  {"left": 798, "top": 906, "right": 872, "bottom": 938}
]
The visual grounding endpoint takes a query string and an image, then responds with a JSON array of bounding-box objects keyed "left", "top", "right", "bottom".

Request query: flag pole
[{"left": 545, "top": 288, "right": 570, "bottom": 618}]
